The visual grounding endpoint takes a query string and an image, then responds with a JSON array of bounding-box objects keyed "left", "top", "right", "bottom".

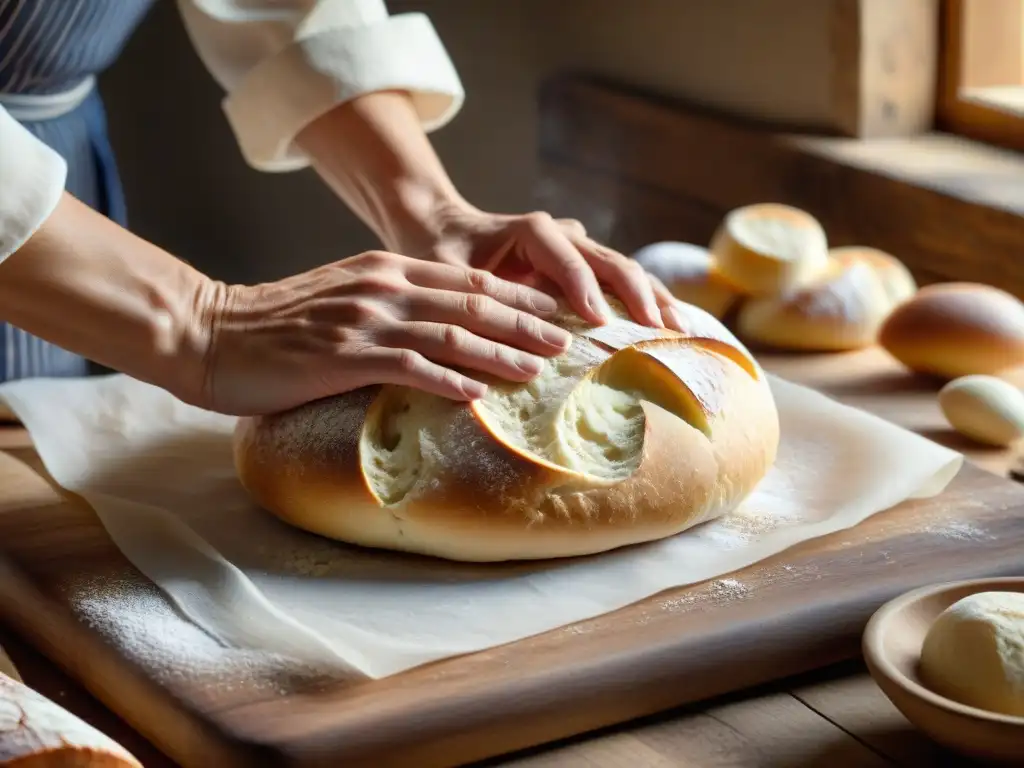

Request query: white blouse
[{"left": 0, "top": 0, "right": 464, "bottom": 263}]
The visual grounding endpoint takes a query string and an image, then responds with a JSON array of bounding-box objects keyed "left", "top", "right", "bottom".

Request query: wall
[{"left": 98, "top": 0, "right": 845, "bottom": 284}]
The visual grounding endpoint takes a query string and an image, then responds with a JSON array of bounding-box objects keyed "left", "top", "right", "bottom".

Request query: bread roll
[
  {"left": 709, "top": 203, "right": 829, "bottom": 296},
  {"left": 735, "top": 255, "right": 891, "bottom": 351},
  {"left": 938, "top": 375, "right": 1024, "bottom": 447},
  {"left": 233, "top": 299, "right": 780, "bottom": 562},
  {"left": 830, "top": 246, "right": 917, "bottom": 307},
  {"left": 0, "top": 674, "right": 141, "bottom": 766},
  {"left": 879, "top": 283, "right": 1024, "bottom": 379},
  {"left": 632, "top": 241, "right": 741, "bottom": 319}
]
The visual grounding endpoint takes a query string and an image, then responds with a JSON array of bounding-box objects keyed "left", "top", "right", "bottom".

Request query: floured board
[{"left": 0, "top": 426, "right": 1022, "bottom": 768}]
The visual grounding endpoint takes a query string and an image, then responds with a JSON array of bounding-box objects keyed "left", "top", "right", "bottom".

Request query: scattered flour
[
  {"left": 921, "top": 520, "right": 995, "bottom": 542},
  {"left": 58, "top": 570, "right": 341, "bottom": 697}
]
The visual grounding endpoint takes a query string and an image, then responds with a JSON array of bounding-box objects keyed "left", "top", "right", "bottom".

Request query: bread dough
[{"left": 919, "top": 591, "right": 1024, "bottom": 716}]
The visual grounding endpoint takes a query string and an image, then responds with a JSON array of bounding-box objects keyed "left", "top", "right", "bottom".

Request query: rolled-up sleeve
[
  {"left": 177, "top": 0, "right": 465, "bottom": 173},
  {"left": 0, "top": 106, "right": 67, "bottom": 264}
]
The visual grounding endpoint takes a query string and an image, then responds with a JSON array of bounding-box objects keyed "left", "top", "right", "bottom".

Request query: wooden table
[{"left": 0, "top": 347, "right": 1017, "bottom": 767}]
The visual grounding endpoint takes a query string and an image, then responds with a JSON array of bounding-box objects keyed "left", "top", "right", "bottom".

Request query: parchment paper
[{"left": 0, "top": 373, "right": 962, "bottom": 679}]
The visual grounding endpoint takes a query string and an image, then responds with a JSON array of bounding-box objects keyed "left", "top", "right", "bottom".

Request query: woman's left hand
[{"left": 398, "top": 204, "right": 686, "bottom": 331}]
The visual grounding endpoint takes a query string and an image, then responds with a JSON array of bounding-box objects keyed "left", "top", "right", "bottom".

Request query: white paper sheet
[{"left": 0, "top": 373, "right": 962, "bottom": 679}]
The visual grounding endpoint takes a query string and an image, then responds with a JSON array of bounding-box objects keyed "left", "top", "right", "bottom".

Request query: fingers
[
  {"left": 572, "top": 237, "right": 663, "bottom": 328},
  {"left": 516, "top": 214, "right": 609, "bottom": 325},
  {"left": 647, "top": 273, "right": 687, "bottom": 331},
  {"left": 399, "top": 257, "right": 560, "bottom": 319},
  {"left": 353, "top": 347, "right": 487, "bottom": 401},
  {"left": 406, "top": 287, "right": 571, "bottom": 356},
  {"left": 380, "top": 321, "right": 548, "bottom": 384}
]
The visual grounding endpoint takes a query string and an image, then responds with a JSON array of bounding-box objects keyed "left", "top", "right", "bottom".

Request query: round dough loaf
[
  {"left": 830, "top": 246, "right": 917, "bottom": 307},
  {"left": 735, "top": 254, "right": 891, "bottom": 351},
  {"left": 919, "top": 591, "right": 1024, "bottom": 717},
  {"left": 233, "top": 299, "right": 780, "bottom": 562},
  {"left": 879, "top": 283, "right": 1024, "bottom": 379},
  {"left": 632, "top": 241, "right": 741, "bottom": 319},
  {"left": 709, "top": 203, "right": 830, "bottom": 296}
]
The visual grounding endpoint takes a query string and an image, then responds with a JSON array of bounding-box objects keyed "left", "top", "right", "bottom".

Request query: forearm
[
  {"left": 296, "top": 90, "right": 469, "bottom": 254},
  {"left": 0, "top": 194, "right": 219, "bottom": 401}
]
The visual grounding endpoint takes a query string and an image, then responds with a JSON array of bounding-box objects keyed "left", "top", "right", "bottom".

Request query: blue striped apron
[{"left": 0, "top": 0, "right": 155, "bottom": 381}]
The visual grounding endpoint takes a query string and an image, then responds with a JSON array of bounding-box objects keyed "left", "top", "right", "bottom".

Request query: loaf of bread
[
  {"left": 736, "top": 254, "right": 892, "bottom": 351},
  {"left": 830, "top": 246, "right": 916, "bottom": 307},
  {"left": 0, "top": 673, "right": 141, "bottom": 766},
  {"left": 879, "top": 283, "right": 1024, "bottom": 379},
  {"left": 233, "top": 299, "right": 780, "bottom": 562},
  {"left": 632, "top": 241, "right": 741, "bottom": 319},
  {"left": 709, "top": 203, "right": 830, "bottom": 296}
]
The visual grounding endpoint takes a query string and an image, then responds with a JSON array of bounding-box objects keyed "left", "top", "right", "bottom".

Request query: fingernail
[
  {"left": 542, "top": 325, "right": 573, "bottom": 349},
  {"left": 668, "top": 306, "right": 688, "bottom": 332},
  {"left": 647, "top": 303, "right": 665, "bottom": 328},
  {"left": 586, "top": 293, "right": 610, "bottom": 324},
  {"left": 463, "top": 380, "right": 488, "bottom": 399},
  {"left": 517, "top": 355, "right": 545, "bottom": 376},
  {"left": 531, "top": 291, "right": 558, "bottom": 313}
]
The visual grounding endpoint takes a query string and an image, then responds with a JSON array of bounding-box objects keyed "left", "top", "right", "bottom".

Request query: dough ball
[{"left": 919, "top": 591, "right": 1024, "bottom": 717}]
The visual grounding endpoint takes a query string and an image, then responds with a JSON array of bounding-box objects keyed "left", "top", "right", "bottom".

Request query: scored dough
[
  {"left": 233, "top": 298, "right": 780, "bottom": 562},
  {"left": 919, "top": 591, "right": 1024, "bottom": 717}
]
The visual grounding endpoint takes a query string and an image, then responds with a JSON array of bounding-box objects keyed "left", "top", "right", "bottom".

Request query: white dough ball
[
  {"left": 938, "top": 375, "right": 1024, "bottom": 447},
  {"left": 919, "top": 591, "right": 1024, "bottom": 717}
]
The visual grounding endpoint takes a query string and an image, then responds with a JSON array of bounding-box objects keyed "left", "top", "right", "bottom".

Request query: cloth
[{"left": 0, "top": 0, "right": 464, "bottom": 380}]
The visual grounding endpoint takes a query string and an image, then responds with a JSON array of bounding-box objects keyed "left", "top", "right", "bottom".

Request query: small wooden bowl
[{"left": 863, "top": 577, "right": 1024, "bottom": 764}]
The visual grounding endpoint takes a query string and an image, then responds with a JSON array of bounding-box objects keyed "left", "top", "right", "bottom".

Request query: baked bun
[
  {"left": 879, "top": 283, "right": 1024, "bottom": 379},
  {"left": 632, "top": 241, "right": 741, "bottom": 319},
  {"left": 830, "top": 246, "right": 917, "bottom": 307},
  {"left": 709, "top": 203, "right": 830, "bottom": 296},
  {"left": 736, "top": 253, "right": 891, "bottom": 351},
  {"left": 233, "top": 300, "right": 779, "bottom": 562}
]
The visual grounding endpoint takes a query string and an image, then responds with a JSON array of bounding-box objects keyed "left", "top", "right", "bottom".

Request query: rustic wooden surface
[
  {"left": 537, "top": 75, "right": 1024, "bottom": 299},
  {"left": 0, "top": 347, "right": 1020, "bottom": 767}
]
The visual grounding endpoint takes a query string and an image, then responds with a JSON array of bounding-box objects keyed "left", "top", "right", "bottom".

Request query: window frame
[{"left": 937, "top": 0, "right": 1024, "bottom": 152}]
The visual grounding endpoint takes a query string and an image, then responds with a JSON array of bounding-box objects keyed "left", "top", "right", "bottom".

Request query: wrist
[{"left": 377, "top": 180, "right": 476, "bottom": 257}]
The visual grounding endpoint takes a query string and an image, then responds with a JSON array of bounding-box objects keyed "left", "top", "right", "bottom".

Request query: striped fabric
[{"left": 0, "top": 0, "right": 154, "bottom": 381}]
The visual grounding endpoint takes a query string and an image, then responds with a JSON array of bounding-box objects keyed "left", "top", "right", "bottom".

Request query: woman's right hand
[{"left": 198, "top": 250, "right": 574, "bottom": 416}]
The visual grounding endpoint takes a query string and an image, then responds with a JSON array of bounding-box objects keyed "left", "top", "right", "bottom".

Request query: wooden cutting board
[{"left": 0, "top": 350, "right": 1022, "bottom": 768}]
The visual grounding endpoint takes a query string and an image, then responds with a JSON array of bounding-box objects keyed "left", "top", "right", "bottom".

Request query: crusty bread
[
  {"left": 233, "top": 298, "right": 780, "bottom": 562},
  {"left": 632, "top": 241, "right": 741, "bottom": 319},
  {"left": 879, "top": 282, "right": 1024, "bottom": 379},
  {"left": 0, "top": 673, "right": 141, "bottom": 766},
  {"left": 735, "top": 254, "right": 891, "bottom": 351},
  {"left": 830, "top": 246, "right": 917, "bottom": 307},
  {"left": 709, "top": 203, "right": 830, "bottom": 296}
]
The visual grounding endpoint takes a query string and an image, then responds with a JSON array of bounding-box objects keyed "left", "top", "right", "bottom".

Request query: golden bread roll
[
  {"left": 735, "top": 255, "right": 891, "bottom": 351},
  {"left": 830, "top": 246, "right": 917, "bottom": 307},
  {"left": 0, "top": 674, "right": 141, "bottom": 766},
  {"left": 233, "top": 299, "right": 780, "bottom": 562},
  {"left": 938, "top": 375, "right": 1024, "bottom": 447},
  {"left": 709, "top": 203, "right": 830, "bottom": 296},
  {"left": 879, "top": 283, "right": 1024, "bottom": 379},
  {"left": 632, "top": 241, "right": 741, "bottom": 319}
]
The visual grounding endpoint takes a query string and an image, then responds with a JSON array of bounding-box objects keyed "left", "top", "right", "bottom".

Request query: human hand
[
  {"left": 197, "top": 251, "right": 573, "bottom": 416},
  {"left": 394, "top": 204, "right": 686, "bottom": 331}
]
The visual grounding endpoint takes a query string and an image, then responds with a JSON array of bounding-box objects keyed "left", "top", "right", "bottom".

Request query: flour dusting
[
  {"left": 922, "top": 520, "right": 995, "bottom": 542},
  {"left": 59, "top": 571, "right": 337, "bottom": 696}
]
